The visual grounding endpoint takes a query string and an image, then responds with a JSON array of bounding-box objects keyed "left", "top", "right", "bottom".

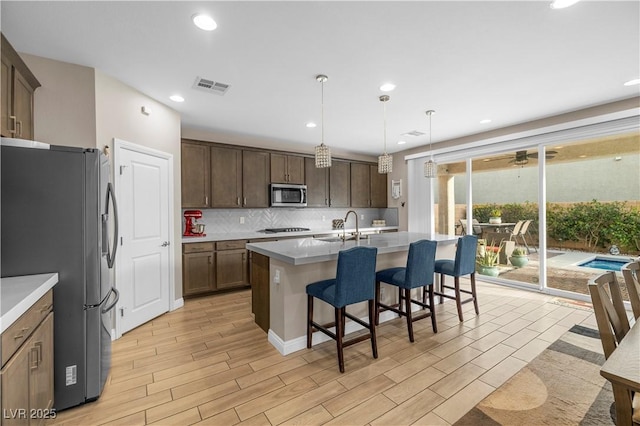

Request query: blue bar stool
[
  {"left": 375, "top": 239, "right": 438, "bottom": 342},
  {"left": 434, "top": 235, "right": 479, "bottom": 322},
  {"left": 306, "top": 246, "right": 378, "bottom": 373}
]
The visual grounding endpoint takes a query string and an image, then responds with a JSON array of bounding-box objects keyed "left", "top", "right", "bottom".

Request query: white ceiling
[{"left": 1, "top": 1, "right": 639, "bottom": 157}]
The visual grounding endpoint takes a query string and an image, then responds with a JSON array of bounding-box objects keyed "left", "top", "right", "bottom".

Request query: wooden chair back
[
  {"left": 622, "top": 260, "right": 640, "bottom": 320},
  {"left": 588, "top": 271, "right": 631, "bottom": 359}
]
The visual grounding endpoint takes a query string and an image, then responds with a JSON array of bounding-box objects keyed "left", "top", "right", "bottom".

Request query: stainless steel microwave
[{"left": 270, "top": 183, "right": 307, "bottom": 207}]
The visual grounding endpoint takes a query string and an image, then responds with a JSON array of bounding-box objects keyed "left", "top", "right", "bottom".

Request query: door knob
[{"left": 161, "top": 241, "right": 170, "bottom": 247}]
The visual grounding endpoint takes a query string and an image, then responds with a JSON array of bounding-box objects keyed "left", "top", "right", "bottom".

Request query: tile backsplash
[{"left": 184, "top": 208, "right": 398, "bottom": 235}]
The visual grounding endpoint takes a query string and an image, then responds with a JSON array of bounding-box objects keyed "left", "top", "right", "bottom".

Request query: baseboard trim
[{"left": 172, "top": 297, "right": 184, "bottom": 311}]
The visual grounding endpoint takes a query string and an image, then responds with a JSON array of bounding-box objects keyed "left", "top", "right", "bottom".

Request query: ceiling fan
[{"left": 484, "top": 149, "right": 558, "bottom": 164}]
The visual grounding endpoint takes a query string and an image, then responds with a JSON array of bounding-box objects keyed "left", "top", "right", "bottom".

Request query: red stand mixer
[{"left": 183, "top": 210, "right": 206, "bottom": 236}]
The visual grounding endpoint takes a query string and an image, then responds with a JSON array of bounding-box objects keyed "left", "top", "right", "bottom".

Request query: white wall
[
  {"left": 94, "top": 71, "right": 183, "bottom": 299},
  {"left": 456, "top": 152, "right": 640, "bottom": 204},
  {"left": 21, "top": 53, "right": 96, "bottom": 148}
]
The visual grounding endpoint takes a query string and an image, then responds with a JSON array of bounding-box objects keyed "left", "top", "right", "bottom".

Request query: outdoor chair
[
  {"left": 306, "top": 246, "right": 378, "bottom": 373},
  {"left": 459, "top": 219, "right": 482, "bottom": 237},
  {"left": 508, "top": 220, "right": 524, "bottom": 242},
  {"left": 622, "top": 260, "right": 640, "bottom": 320},
  {"left": 375, "top": 239, "right": 438, "bottom": 342},
  {"left": 514, "top": 219, "right": 536, "bottom": 254}
]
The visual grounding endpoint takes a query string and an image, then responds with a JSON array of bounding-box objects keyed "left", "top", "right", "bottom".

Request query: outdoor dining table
[
  {"left": 476, "top": 222, "right": 517, "bottom": 233},
  {"left": 600, "top": 319, "right": 640, "bottom": 425}
]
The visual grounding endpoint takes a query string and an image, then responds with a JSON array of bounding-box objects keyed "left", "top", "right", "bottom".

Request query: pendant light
[
  {"left": 424, "top": 110, "right": 437, "bottom": 178},
  {"left": 314, "top": 74, "right": 332, "bottom": 168},
  {"left": 378, "top": 95, "right": 393, "bottom": 174}
]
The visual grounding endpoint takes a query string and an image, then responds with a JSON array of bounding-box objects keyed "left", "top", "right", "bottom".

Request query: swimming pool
[{"left": 578, "top": 257, "right": 630, "bottom": 271}]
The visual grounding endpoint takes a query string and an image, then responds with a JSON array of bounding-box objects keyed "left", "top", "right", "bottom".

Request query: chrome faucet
[{"left": 343, "top": 210, "right": 360, "bottom": 241}]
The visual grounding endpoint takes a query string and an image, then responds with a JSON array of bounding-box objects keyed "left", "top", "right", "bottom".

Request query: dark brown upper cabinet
[
  {"left": 304, "top": 157, "right": 329, "bottom": 207},
  {"left": 181, "top": 141, "right": 211, "bottom": 208},
  {"left": 329, "top": 160, "right": 351, "bottom": 207},
  {"left": 270, "top": 153, "right": 304, "bottom": 184}
]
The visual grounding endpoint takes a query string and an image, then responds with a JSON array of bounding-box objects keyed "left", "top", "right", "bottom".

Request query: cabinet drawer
[
  {"left": 1, "top": 290, "right": 52, "bottom": 367},
  {"left": 183, "top": 242, "right": 215, "bottom": 253},
  {"left": 216, "top": 240, "right": 247, "bottom": 251}
]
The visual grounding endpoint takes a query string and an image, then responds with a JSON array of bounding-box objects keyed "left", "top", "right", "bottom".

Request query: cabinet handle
[
  {"left": 325, "top": 198, "right": 328, "bottom": 205},
  {"left": 14, "top": 327, "right": 30, "bottom": 340},
  {"left": 16, "top": 120, "right": 22, "bottom": 137},
  {"left": 40, "top": 303, "right": 52, "bottom": 313},
  {"left": 243, "top": 197, "right": 247, "bottom": 206},
  {"left": 237, "top": 197, "right": 240, "bottom": 205},
  {"left": 208, "top": 255, "right": 212, "bottom": 264},
  {"left": 9, "top": 116, "right": 17, "bottom": 134},
  {"left": 35, "top": 341, "right": 43, "bottom": 364},
  {"left": 30, "top": 346, "right": 39, "bottom": 370},
  {"left": 205, "top": 196, "right": 208, "bottom": 205}
]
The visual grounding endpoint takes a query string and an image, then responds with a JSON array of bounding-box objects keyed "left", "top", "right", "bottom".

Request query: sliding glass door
[
  {"left": 470, "top": 150, "right": 540, "bottom": 289},
  {"left": 545, "top": 134, "right": 640, "bottom": 298}
]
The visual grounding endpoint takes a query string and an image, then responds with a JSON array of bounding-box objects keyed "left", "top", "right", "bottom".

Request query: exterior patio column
[{"left": 437, "top": 166, "right": 455, "bottom": 235}]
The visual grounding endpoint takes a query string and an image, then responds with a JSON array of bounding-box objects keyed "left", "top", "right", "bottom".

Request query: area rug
[{"left": 455, "top": 325, "right": 615, "bottom": 425}]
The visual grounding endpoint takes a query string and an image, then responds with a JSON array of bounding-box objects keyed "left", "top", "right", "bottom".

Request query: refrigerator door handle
[
  {"left": 105, "top": 182, "right": 119, "bottom": 269},
  {"left": 101, "top": 287, "right": 120, "bottom": 314}
]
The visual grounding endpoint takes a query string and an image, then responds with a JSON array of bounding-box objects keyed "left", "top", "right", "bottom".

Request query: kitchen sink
[
  {"left": 315, "top": 237, "right": 351, "bottom": 243},
  {"left": 315, "top": 235, "right": 357, "bottom": 243}
]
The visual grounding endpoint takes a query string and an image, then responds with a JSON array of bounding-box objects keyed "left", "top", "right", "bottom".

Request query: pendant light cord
[
  {"left": 427, "top": 109, "right": 435, "bottom": 160},
  {"left": 383, "top": 99, "right": 387, "bottom": 154},
  {"left": 321, "top": 79, "right": 325, "bottom": 146}
]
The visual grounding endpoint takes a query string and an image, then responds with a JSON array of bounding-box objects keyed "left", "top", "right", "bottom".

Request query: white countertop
[
  {"left": 246, "top": 231, "right": 458, "bottom": 265},
  {"left": 0, "top": 273, "right": 58, "bottom": 333},
  {"left": 181, "top": 226, "right": 399, "bottom": 244}
]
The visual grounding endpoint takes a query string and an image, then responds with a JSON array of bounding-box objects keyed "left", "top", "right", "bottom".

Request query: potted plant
[
  {"left": 489, "top": 208, "right": 502, "bottom": 224},
  {"left": 476, "top": 240, "right": 500, "bottom": 277},
  {"left": 509, "top": 246, "right": 529, "bottom": 267}
]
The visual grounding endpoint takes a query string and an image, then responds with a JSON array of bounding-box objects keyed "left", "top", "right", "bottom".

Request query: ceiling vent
[
  {"left": 192, "top": 76, "right": 231, "bottom": 95},
  {"left": 401, "top": 130, "right": 425, "bottom": 137}
]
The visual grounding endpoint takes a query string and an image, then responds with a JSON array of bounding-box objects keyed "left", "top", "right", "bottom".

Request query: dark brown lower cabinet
[
  {"left": 182, "top": 243, "right": 215, "bottom": 297},
  {"left": 215, "top": 249, "right": 249, "bottom": 289},
  {"left": 182, "top": 240, "right": 250, "bottom": 298}
]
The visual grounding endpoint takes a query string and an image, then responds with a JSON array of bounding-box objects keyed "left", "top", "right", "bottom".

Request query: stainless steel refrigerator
[{"left": 1, "top": 138, "right": 119, "bottom": 411}]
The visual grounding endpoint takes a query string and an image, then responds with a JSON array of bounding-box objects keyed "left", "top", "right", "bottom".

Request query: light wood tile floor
[{"left": 48, "top": 280, "right": 598, "bottom": 425}]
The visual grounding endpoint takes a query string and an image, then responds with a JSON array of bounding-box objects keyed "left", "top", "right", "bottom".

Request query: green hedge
[{"left": 473, "top": 200, "right": 640, "bottom": 253}]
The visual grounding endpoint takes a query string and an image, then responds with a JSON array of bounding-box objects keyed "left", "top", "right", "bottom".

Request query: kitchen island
[{"left": 246, "top": 232, "right": 458, "bottom": 355}]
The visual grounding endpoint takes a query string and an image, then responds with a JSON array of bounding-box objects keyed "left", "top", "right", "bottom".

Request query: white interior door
[{"left": 115, "top": 139, "right": 172, "bottom": 334}]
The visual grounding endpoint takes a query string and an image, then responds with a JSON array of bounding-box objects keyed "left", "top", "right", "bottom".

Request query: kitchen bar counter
[
  {"left": 0, "top": 273, "right": 58, "bottom": 333},
  {"left": 246, "top": 232, "right": 458, "bottom": 355},
  {"left": 246, "top": 231, "right": 456, "bottom": 265},
  {"left": 181, "top": 226, "right": 398, "bottom": 244}
]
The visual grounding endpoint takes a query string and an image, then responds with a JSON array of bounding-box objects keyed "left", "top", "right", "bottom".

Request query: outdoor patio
[{"left": 495, "top": 249, "right": 636, "bottom": 299}]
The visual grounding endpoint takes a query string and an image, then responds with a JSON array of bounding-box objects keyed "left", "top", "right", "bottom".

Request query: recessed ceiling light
[
  {"left": 379, "top": 83, "right": 396, "bottom": 92},
  {"left": 479, "top": 119, "right": 492, "bottom": 124},
  {"left": 169, "top": 95, "right": 185, "bottom": 102},
  {"left": 306, "top": 122, "right": 317, "bottom": 128},
  {"left": 550, "top": 0, "right": 580, "bottom": 9},
  {"left": 624, "top": 78, "right": 640, "bottom": 86},
  {"left": 192, "top": 13, "right": 217, "bottom": 31},
  {"left": 397, "top": 140, "right": 406, "bottom": 145}
]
